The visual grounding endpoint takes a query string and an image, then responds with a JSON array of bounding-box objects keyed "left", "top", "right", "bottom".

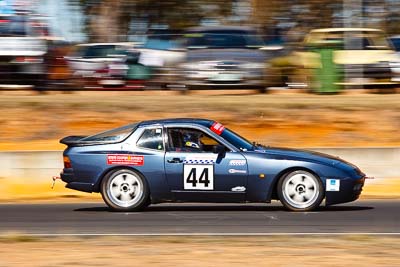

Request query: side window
[
  {"left": 167, "top": 128, "right": 224, "bottom": 153},
  {"left": 137, "top": 128, "right": 164, "bottom": 151}
]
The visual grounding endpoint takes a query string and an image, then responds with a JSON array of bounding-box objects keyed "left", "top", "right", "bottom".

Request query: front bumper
[
  {"left": 182, "top": 67, "right": 265, "bottom": 88},
  {"left": 325, "top": 176, "right": 365, "bottom": 205}
]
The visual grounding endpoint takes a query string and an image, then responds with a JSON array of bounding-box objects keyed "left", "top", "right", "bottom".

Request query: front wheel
[
  {"left": 277, "top": 170, "right": 324, "bottom": 211},
  {"left": 101, "top": 169, "right": 150, "bottom": 211}
]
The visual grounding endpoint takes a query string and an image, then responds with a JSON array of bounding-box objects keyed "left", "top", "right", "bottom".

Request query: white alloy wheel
[
  {"left": 278, "top": 170, "right": 324, "bottom": 211},
  {"left": 101, "top": 169, "right": 149, "bottom": 211}
]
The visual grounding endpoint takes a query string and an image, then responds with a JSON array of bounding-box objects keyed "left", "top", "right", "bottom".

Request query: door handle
[{"left": 167, "top": 158, "right": 183, "bottom": 163}]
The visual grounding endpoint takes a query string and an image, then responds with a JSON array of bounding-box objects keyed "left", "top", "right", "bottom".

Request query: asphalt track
[{"left": 0, "top": 200, "right": 399, "bottom": 235}]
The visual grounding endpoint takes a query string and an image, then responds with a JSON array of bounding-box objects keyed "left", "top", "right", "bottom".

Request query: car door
[{"left": 164, "top": 126, "right": 248, "bottom": 202}]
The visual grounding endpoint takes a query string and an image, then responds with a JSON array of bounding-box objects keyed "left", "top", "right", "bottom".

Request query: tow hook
[{"left": 51, "top": 176, "right": 61, "bottom": 189}]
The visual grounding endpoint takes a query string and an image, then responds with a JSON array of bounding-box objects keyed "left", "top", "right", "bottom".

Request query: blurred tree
[
  {"left": 73, "top": 0, "right": 400, "bottom": 42},
  {"left": 78, "top": 0, "right": 128, "bottom": 42},
  {"left": 77, "top": 0, "right": 233, "bottom": 42},
  {"left": 135, "top": 0, "right": 233, "bottom": 29},
  {"left": 252, "top": 0, "right": 343, "bottom": 43}
]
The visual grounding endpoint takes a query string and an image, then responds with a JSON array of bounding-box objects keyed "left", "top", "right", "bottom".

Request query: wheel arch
[
  {"left": 93, "top": 166, "right": 150, "bottom": 195},
  {"left": 269, "top": 166, "right": 322, "bottom": 200}
]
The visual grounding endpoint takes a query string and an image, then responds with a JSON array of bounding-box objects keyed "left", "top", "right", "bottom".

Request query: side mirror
[{"left": 213, "top": 144, "right": 226, "bottom": 157}]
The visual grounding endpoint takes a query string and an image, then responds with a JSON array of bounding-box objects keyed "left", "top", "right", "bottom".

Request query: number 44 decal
[{"left": 183, "top": 164, "right": 214, "bottom": 190}]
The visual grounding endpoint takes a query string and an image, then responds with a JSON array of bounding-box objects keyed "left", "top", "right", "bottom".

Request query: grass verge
[{"left": 0, "top": 235, "right": 399, "bottom": 266}]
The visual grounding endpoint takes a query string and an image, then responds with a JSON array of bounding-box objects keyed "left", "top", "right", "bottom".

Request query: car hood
[
  {"left": 255, "top": 146, "right": 347, "bottom": 165},
  {"left": 186, "top": 48, "right": 266, "bottom": 62},
  {"left": 255, "top": 146, "right": 365, "bottom": 177}
]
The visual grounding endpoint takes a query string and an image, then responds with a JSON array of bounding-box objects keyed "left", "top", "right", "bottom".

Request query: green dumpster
[{"left": 312, "top": 42, "right": 343, "bottom": 93}]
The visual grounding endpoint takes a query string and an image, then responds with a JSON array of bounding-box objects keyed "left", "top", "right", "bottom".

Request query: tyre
[
  {"left": 277, "top": 170, "right": 324, "bottom": 211},
  {"left": 101, "top": 168, "right": 150, "bottom": 211}
]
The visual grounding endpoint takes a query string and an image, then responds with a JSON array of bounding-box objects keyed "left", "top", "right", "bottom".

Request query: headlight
[
  {"left": 389, "top": 61, "right": 400, "bottom": 75},
  {"left": 389, "top": 61, "right": 400, "bottom": 68},
  {"left": 181, "top": 61, "right": 214, "bottom": 70},
  {"left": 181, "top": 62, "right": 201, "bottom": 70}
]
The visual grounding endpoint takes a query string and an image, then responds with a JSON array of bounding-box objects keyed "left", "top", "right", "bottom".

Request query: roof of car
[
  {"left": 139, "top": 118, "right": 214, "bottom": 127},
  {"left": 310, "top": 28, "right": 382, "bottom": 33}
]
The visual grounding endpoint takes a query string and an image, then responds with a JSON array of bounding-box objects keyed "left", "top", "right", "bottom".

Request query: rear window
[
  {"left": 81, "top": 123, "right": 138, "bottom": 142},
  {"left": 136, "top": 128, "right": 164, "bottom": 150}
]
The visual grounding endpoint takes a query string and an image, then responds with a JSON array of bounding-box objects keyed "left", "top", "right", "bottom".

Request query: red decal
[
  {"left": 211, "top": 122, "right": 225, "bottom": 135},
  {"left": 107, "top": 154, "right": 144, "bottom": 166}
]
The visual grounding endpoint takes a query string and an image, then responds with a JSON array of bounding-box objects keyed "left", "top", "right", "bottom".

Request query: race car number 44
[{"left": 183, "top": 164, "right": 214, "bottom": 190}]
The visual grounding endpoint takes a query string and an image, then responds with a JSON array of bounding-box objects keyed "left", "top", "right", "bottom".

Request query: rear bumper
[
  {"left": 61, "top": 170, "right": 94, "bottom": 193},
  {"left": 66, "top": 182, "right": 95, "bottom": 193},
  {"left": 60, "top": 170, "right": 74, "bottom": 183}
]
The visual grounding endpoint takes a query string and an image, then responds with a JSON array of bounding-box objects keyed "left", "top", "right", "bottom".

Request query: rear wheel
[
  {"left": 278, "top": 170, "right": 324, "bottom": 211},
  {"left": 101, "top": 169, "right": 150, "bottom": 211}
]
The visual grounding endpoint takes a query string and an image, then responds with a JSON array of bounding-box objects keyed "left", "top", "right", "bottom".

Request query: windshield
[
  {"left": 144, "top": 34, "right": 183, "bottom": 50},
  {"left": 81, "top": 123, "right": 138, "bottom": 142},
  {"left": 186, "top": 32, "right": 264, "bottom": 49},
  {"left": 390, "top": 38, "right": 400, "bottom": 51},
  {"left": 75, "top": 45, "right": 129, "bottom": 58},
  {"left": 0, "top": 15, "right": 31, "bottom": 37},
  {"left": 220, "top": 128, "right": 254, "bottom": 151}
]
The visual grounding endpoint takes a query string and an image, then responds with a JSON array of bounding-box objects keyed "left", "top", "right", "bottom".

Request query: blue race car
[{"left": 60, "top": 118, "right": 366, "bottom": 212}]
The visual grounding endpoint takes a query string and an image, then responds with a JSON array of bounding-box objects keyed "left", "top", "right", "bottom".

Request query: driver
[{"left": 183, "top": 132, "right": 203, "bottom": 151}]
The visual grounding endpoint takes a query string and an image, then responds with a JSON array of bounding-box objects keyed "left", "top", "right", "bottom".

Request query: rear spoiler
[
  {"left": 59, "top": 135, "right": 124, "bottom": 147},
  {"left": 60, "top": 136, "right": 90, "bottom": 146}
]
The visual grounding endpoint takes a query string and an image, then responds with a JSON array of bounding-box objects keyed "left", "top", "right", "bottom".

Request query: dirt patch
[
  {"left": 0, "top": 235, "right": 399, "bottom": 266},
  {"left": 1, "top": 92, "right": 400, "bottom": 150}
]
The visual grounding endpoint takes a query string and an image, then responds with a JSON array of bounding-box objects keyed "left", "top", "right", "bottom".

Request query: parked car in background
[
  {"left": 389, "top": 35, "right": 400, "bottom": 52},
  {"left": 290, "top": 28, "right": 398, "bottom": 89},
  {"left": 388, "top": 35, "right": 400, "bottom": 82},
  {"left": 0, "top": 14, "right": 47, "bottom": 90},
  {"left": 135, "top": 29, "right": 186, "bottom": 88},
  {"left": 66, "top": 43, "right": 145, "bottom": 89},
  {"left": 179, "top": 26, "right": 269, "bottom": 90}
]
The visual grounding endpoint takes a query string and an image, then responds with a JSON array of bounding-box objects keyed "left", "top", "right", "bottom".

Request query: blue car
[{"left": 60, "top": 118, "right": 366, "bottom": 211}]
